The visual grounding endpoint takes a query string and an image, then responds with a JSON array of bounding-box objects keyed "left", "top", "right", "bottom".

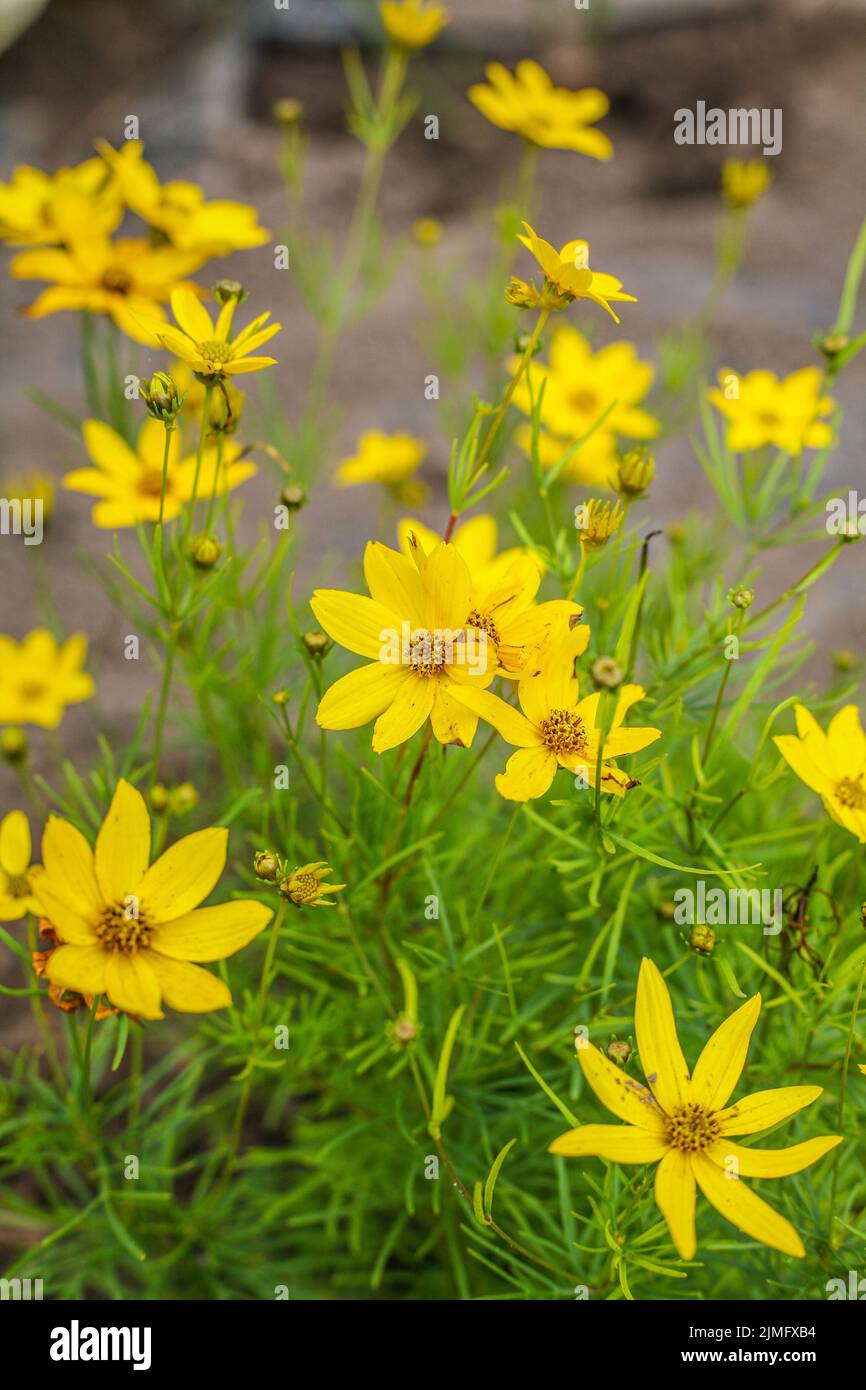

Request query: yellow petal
[
  {"left": 773, "top": 734, "right": 835, "bottom": 798},
  {"left": 717, "top": 1085, "right": 824, "bottom": 1136},
  {"left": 707, "top": 1135, "right": 842, "bottom": 1178},
  {"left": 448, "top": 686, "right": 540, "bottom": 747},
  {"left": 827, "top": 703, "right": 866, "bottom": 768},
  {"left": 44, "top": 943, "right": 108, "bottom": 995},
  {"left": 0, "top": 810, "right": 31, "bottom": 877},
  {"left": 310, "top": 589, "right": 400, "bottom": 659},
  {"left": 549, "top": 1123, "right": 667, "bottom": 1162},
  {"left": 94, "top": 779, "right": 151, "bottom": 902},
  {"left": 170, "top": 285, "right": 213, "bottom": 340},
  {"left": 364, "top": 541, "right": 426, "bottom": 627},
  {"left": 371, "top": 676, "right": 435, "bottom": 753},
  {"left": 105, "top": 952, "right": 164, "bottom": 1020},
  {"left": 634, "top": 957, "right": 690, "bottom": 1113},
  {"left": 151, "top": 899, "right": 271, "bottom": 961},
  {"left": 144, "top": 952, "right": 231, "bottom": 1013},
  {"left": 41, "top": 814, "right": 102, "bottom": 919},
  {"left": 495, "top": 745, "right": 558, "bottom": 801},
  {"left": 689, "top": 993, "right": 762, "bottom": 1110},
  {"left": 316, "top": 663, "right": 409, "bottom": 730},
  {"left": 654, "top": 1148, "right": 696, "bottom": 1260},
  {"left": 576, "top": 1042, "right": 666, "bottom": 1131},
  {"left": 421, "top": 540, "right": 472, "bottom": 631},
  {"left": 139, "top": 827, "right": 228, "bottom": 922},
  {"left": 430, "top": 683, "right": 478, "bottom": 747},
  {"left": 30, "top": 867, "right": 98, "bottom": 943},
  {"left": 692, "top": 1151, "right": 805, "bottom": 1257}
]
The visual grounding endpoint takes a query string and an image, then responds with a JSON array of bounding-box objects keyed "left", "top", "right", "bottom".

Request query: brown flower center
[
  {"left": 836, "top": 776, "right": 866, "bottom": 810},
  {"left": 408, "top": 630, "right": 445, "bottom": 678},
  {"left": 665, "top": 1102, "right": 721, "bottom": 1154},
  {"left": 466, "top": 608, "right": 500, "bottom": 649},
  {"left": 101, "top": 268, "right": 133, "bottom": 295},
  {"left": 96, "top": 901, "right": 153, "bottom": 954},
  {"left": 17, "top": 681, "right": 47, "bottom": 701},
  {"left": 138, "top": 467, "right": 168, "bottom": 498},
  {"left": 570, "top": 388, "right": 599, "bottom": 414},
  {"left": 540, "top": 707, "right": 587, "bottom": 757}
]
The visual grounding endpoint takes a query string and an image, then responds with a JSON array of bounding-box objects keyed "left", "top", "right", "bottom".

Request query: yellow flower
[
  {"left": 722, "top": 159, "right": 772, "bottom": 211},
  {"left": 30, "top": 779, "right": 272, "bottom": 1021},
  {"left": 279, "top": 862, "right": 346, "bottom": 907},
  {"left": 396, "top": 513, "right": 580, "bottom": 698},
  {"left": 517, "top": 222, "right": 636, "bottom": 323},
  {"left": 576, "top": 497, "right": 624, "bottom": 548},
  {"left": 412, "top": 217, "right": 442, "bottom": 247},
  {"left": 153, "top": 287, "right": 281, "bottom": 378},
  {"left": 63, "top": 419, "right": 256, "bottom": 529},
  {"left": 312, "top": 538, "right": 495, "bottom": 752},
  {"left": 617, "top": 447, "right": 655, "bottom": 496},
  {"left": 774, "top": 703, "right": 866, "bottom": 842},
  {"left": 95, "top": 141, "right": 270, "bottom": 261},
  {"left": 451, "top": 626, "right": 660, "bottom": 801},
  {"left": 511, "top": 325, "right": 659, "bottom": 485},
  {"left": 379, "top": 0, "right": 450, "bottom": 50},
  {"left": 0, "top": 629, "right": 94, "bottom": 729},
  {"left": 10, "top": 233, "right": 202, "bottom": 346},
  {"left": 550, "top": 958, "right": 842, "bottom": 1260},
  {"left": 335, "top": 431, "right": 426, "bottom": 491},
  {"left": 0, "top": 158, "right": 120, "bottom": 246},
  {"left": 0, "top": 468, "right": 55, "bottom": 525},
  {"left": 0, "top": 811, "right": 40, "bottom": 920},
  {"left": 469, "top": 60, "right": 613, "bottom": 160},
  {"left": 708, "top": 367, "right": 834, "bottom": 454}
]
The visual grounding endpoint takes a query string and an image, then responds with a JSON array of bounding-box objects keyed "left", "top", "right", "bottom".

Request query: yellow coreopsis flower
[
  {"left": 379, "top": 0, "right": 450, "bottom": 50},
  {"left": 396, "top": 514, "right": 580, "bottom": 689},
  {"left": 0, "top": 158, "right": 120, "bottom": 246},
  {"left": 0, "top": 811, "right": 40, "bottom": 921},
  {"left": 279, "top": 863, "right": 346, "bottom": 907},
  {"left": 334, "top": 431, "right": 426, "bottom": 497},
  {"left": 30, "top": 779, "right": 272, "bottom": 1020},
  {"left": 550, "top": 958, "right": 842, "bottom": 1260},
  {"left": 708, "top": 367, "right": 834, "bottom": 454},
  {"left": 0, "top": 629, "right": 94, "bottom": 729},
  {"left": 511, "top": 325, "right": 659, "bottom": 486},
  {"left": 722, "top": 158, "right": 773, "bottom": 211},
  {"left": 452, "top": 626, "right": 660, "bottom": 801},
  {"left": 312, "top": 537, "right": 495, "bottom": 752},
  {"left": 10, "top": 233, "right": 202, "bottom": 346},
  {"left": 0, "top": 468, "right": 55, "bottom": 526},
  {"left": 517, "top": 222, "right": 636, "bottom": 323},
  {"left": 774, "top": 703, "right": 866, "bottom": 842},
  {"left": 154, "top": 287, "right": 281, "bottom": 378},
  {"left": 95, "top": 141, "right": 270, "bottom": 261},
  {"left": 469, "top": 60, "right": 613, "bottom": 160}
]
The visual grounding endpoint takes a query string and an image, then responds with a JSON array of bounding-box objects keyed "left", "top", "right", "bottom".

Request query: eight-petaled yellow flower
[
  {"left": 379, "top": 0, "right": 450, "bottom": 50},
  {"left": 31, "top": 779, "right": 272, "bottom": 1020},
  {"left": 63, "top": 419, "right": 256, "bottom": 529},
  {"left": 152, "top": 287, "right": 281, "bottom": 378},
  {"left": 0, "top": 629, "right": 94, "bottom": 729},
  {"left": 774, "top": 703, "right": 866, "bottom": 842},
  {"left": 469, "top": 61, "right": 612, "bottom": 160},
  {"left": 708, "top": 367, "right": 834, "bottom": 454},
  {"left": 550, "top": 957, "right": 842, "bottom": 1260},
  {"left": 452, "top": 625, "right": 660, "bottom": 801},
  {"left": 517, "top": 222, "right": 636, "bottom": 323},
  {"left": 0, "top": 811, "right": 40, "bottom": 921}
]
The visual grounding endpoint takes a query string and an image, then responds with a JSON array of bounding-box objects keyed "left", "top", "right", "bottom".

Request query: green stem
[{"left": 828, "top": 952, "right": 866, "bottom": 1240}]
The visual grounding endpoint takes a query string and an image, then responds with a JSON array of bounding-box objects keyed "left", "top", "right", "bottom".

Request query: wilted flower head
[
  {"left": 575, "top": 498, "right": 624, "bottom": 549},
  {"left": 279, "top": 862, "right": 346, "bottom": 907}
]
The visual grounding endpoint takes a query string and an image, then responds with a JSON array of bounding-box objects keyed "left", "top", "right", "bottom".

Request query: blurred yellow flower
[
  {"left": 154, "top": 287, "right": 281, "bottom": 378},
  {"left": 722, "top": 159, "right": 773, "bottom": 211},
  {"left": 96, "top": 141, "right": 270, "bottom": 261},
  {"left": 517, "top": 222, "right": 636, "bottom": 323},
  {"left": 511, "top": 326, "right": 659, "bottom": 486},
  {"left": 452, "top": 626, "right": 659, "bottom": 801},
  {"left": 335, "top": 430, "right": 426, "bottom": 491},
  {"left": 0, "top": 158, "right": 120, "bottom": 246},
  {"left": 774, "top": 703, "right": 866, "bottom": 842},
  {"left": 412, "top": 216, "right": 443, "bottom": 246},
  {"left": 379, "top": 0, "right": 450, "bottom": 50},
  {"left": 0, "top": 811, "right": 40, "bottom": 921},
  {"left": 550, "top": 958, "right": 841, "bottom": 1260},
  {"left": 469, "top": 61, "right": 613, "bottom": 160},
  {"left": 0, "top": 468, "right": 55, "bottom": 525},
  {"left": 279, "top": 862, "right": 346, "bottom": 907},
  {"left": 312, "top": 538, "right": 494, "bottom": 752},
  {"left": 11, "top": 233, "right": 201, "bottom": 346},
  {"left": 0, "top": 629, "right": 94, "bottom": 729},
  {"left": 576, "top": 497, "right": 624, "bottom": 549},
  {"left": 31, "top": 779, "right": 272, "bottom": 1020},
  {"left": 708, "top": 367, "right": 834, "bottom": 454},
  {"left": 63, "top": 419, "right": 256, "bottom": 529}
]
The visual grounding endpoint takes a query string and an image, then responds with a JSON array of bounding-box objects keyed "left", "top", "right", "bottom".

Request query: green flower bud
[
  {"left": 189, "top": 534, "right": 223, "bottom": 570},
  {"left": 139, "top": 372, "right": 183, "bottom": 423}
]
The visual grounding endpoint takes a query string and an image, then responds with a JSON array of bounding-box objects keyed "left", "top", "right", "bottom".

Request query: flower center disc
[
  {"left": 408, "top": 631, "right": 445, "bottom": 678},
  {"left": 101, "top": 268, "right": 133, "bottom": 295},
  {"left": 198, "top": 339, "right": 233, "bottom": 365},
  {"left": 665, "top": 1102, "right": 721, "bottom": 1153},
  {"left": 540, "top": 707, "right": 587, "bottom": 756},
  {"left": 96, "top": 901, "right": 153, "bottom": 954},
  {"left": 836, "top": 776, "right": 866, "bottom": 810}
]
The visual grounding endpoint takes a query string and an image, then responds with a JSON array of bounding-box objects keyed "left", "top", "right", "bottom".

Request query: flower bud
[
  {"left": 254, "top": 850, "right": 280, "bottom": 883},
  {"left": 213, "top": 279, "right": 248, "bottom": 306},
  {"left": 728, "top": 585, "right": 754, "bottom": 609},
  {"left": 412, "top": 217, "right": 442, "bottom": 247},
  {"left": 0, "top": 727, "right": 28, "bottom": 764},
  {"left": 688, "top": 924, "right": 717, "bottom": 955},
  {"left": 273, "top": 688, "right": 290, "bottom": 706},
  {"left": 607, "top": 1038, "right": 631, "bottom": 1067},
  {"left": 139, "top": 372, "right": 183, "bottom": 424},
  {"left": 592, "top": 656, "right": 624, "bottom": 690},
  {"left": 656, "top": 898, "right": 677, "bottom": 921},
  {"left": 280, "top": 484, "right": 307, "bottom": 512},
  {"left": 391, "top": 1016, "right": 418, "bottom": 1044},
  {"left": 833, "top": 648, "right": 856, "bottom": 672},
  {"left": 189, "top": 534, "right": 223, "bottom": 569},
  {"left": 505, "top": 277, "right": 542, "bottom": 309},
  {"left": 303, "top": 630, "right": 330, "bottom": 658},
  {"left": 273, "top": 98, "right": 302, "bottom": 128},
  {"left": 169, "top": 782, "right": 198, "bottom": 815},
  {"left": 150, "top": 783, "right": 170, "bottom": 813},
  {"left": 617, "top": 448, "right": 655, "bottom": 496},
  {"left": 815, "top": 331, "right": 849, "bottom": 362}
]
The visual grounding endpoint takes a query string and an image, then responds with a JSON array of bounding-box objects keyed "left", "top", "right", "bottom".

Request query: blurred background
[{"left": 1, "top": 0, "right": 865, "bottom": 799}]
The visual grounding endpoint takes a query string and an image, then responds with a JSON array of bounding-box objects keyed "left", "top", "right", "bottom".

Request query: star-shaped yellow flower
[
  {"left": 469, "top": 60, "right": 613, "bottom": 160},
  {"left": 0, "top": 158, "right": 121, "bottom": 247},
  {"left": 774, "top": 703, "right": 866, "bottom": 842},
  {"left": 31, "top": 780, "right": 272, "bottom": 1021},
  {"left": 0, "top": 629, "right": 94, "bottom": 729},
  {"left": 379, "top": 0, "right": 450, "bottom": 50},
  {"left": 517, "top": 223, "right": 636, "bottom": 323},
  {"left": 550, "top": 958, "right": 842, "bottom": 1260},
  {"left": 154, "top": 287, "right": 281, "bottom": 379},
  {"left": 0, "top": 811, "right": 40, "bottom": 921},
  {"left": 708, "top": 367, "right": 834, "bottom": 454},
  {"left": 452, "top": 626, "right": 659, "bottom": 801}
]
